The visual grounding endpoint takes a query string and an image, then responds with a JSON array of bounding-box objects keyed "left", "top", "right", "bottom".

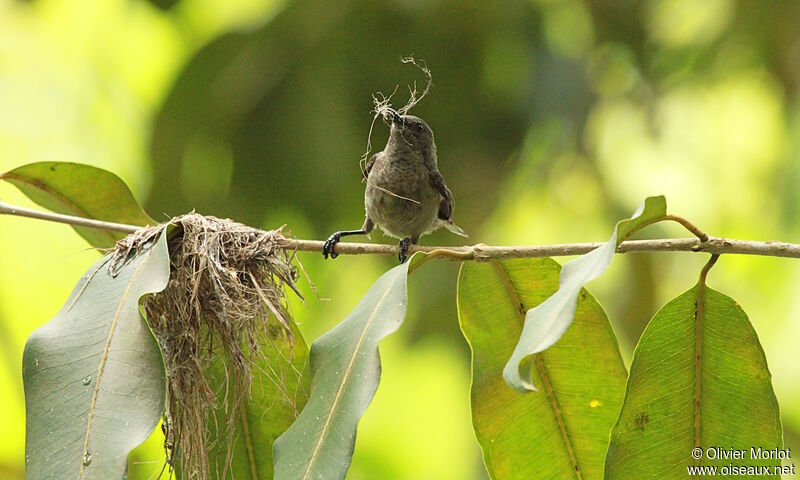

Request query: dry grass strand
[{"left": 359, "top": 55, "right": 434, "bottom": 178}]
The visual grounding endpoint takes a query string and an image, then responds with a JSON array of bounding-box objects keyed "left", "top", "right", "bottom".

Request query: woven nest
[{"left": 111, "top": 213, "right": 302, "bottom": 479}]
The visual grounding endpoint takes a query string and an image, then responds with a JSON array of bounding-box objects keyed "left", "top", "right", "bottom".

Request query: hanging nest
[{"left": 111, "top": 213, "right": 303, "bottom": 479}]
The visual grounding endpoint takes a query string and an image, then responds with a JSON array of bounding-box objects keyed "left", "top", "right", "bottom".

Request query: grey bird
[{"left": 323, "top": 110, "right": 467, "bottom": 263}]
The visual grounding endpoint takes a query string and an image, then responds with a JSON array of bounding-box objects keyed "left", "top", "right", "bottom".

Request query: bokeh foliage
[{"left": 1, "top": 0, "right": 799, "bottom": 478}]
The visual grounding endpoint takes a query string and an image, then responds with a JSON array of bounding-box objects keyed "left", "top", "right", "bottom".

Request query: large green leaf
[
  {"left": 207, "top": 320, "right": 310, "bottom": 479},
  {"left": 1, "top": 162, "right": 154, "bottom": 248},
  {"left": 22, "top": 232, "right": 170, "bottom": 479},
  {"left": 273, "top": 255, "right": 422, "bottom": 480},
  {"left": 504, "top": 196, "right": 666, "bottom": 391},
  {"left": 605, "top": 285, "right": 784, "bottom": 479},
  {"left": 458, "top": 258, "right": 628, "bottom": 479}
]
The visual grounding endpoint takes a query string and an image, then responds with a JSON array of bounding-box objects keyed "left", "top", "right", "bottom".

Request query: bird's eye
[{"left": 416, "top": 123, "right": 424, "bottom": 131}]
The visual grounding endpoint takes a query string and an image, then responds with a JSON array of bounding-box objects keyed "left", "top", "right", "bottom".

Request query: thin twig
[
  {"left": 282, "top": 238, "right": 800, "bottom": 260},
  {"left": 0, "top": 200, "right": 141, "bottom": 234},
  {"left": 2, "top": 200, "right": 800, "bottom": 260}
]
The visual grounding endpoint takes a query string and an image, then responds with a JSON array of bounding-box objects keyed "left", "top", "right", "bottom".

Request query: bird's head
[{"left": 389, "top": 111, "right": 435, "bottom": 154}]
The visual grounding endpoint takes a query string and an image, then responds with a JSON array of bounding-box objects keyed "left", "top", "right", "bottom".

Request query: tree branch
[
  {"left": 281, "top": 238, "right": 800, "bottom": 260},
  {"left": 0, "top": 200, "right": 140, "bottom": 234},
  {"left": 2, "top": 200, "right": 800, "bottom": 260}
]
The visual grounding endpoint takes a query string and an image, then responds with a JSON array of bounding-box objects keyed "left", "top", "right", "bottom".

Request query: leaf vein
[
  {"left": 78, "top": 250, "right": 152, "bottom": 478},
  {"left": 301, "top": 280, "right": 396, "bottom": 479},
  {"left": 490, "top": 260, "right": 583, "bottom": 479}
]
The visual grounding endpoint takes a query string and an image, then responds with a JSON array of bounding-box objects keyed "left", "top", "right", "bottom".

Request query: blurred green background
[{"left": 1, "top": 0, "right": 799, "bottom": 478}]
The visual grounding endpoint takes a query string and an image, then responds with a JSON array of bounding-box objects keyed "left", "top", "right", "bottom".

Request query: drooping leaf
[
  {"left": 605, "top": 285, "right": 783, "bottom": 478},
  {"left": 458, "top": 258, "right": 627, "bottom": 479},
  {"left": 504, "top": 196, "right": 666, "bottom": 391},
  {"left": 22, "top": 231, "right": 170, "bottom": 479},
  {"left": 1, "top": 162, "right": 154, "bottom": 248},
  {"left": 207, "top": 320, "right": 310, "bottom": 479},
  {"left": 273, "top": 255, "right": 423, "bottom": 480}
]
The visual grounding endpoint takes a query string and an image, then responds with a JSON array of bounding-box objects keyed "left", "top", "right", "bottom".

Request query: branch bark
[
  {"left": 2, "top": 200, "right": 800, "bottom": 260},
  {"left": 0, "top": 200, "right": 140, "bottom": 234},
  {"left": 281, "top": 237, "right": 800, "bottom": 260}
]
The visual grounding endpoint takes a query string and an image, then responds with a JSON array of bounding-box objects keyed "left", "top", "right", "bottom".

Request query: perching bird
[{"left": 322, "top": 110, "right": 467, "bottom": 263}]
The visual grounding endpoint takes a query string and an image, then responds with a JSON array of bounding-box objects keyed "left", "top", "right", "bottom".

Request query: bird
[{"left": 322, "top": 109, "right": 466, "bottom": 263}]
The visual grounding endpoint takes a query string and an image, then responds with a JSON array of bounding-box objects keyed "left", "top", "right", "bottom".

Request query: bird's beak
[{"left": 390, "top": 109, "right": 404, "bottom": 125}]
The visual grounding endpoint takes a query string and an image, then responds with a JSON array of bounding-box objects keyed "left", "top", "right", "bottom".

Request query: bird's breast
[{"left": 364, "top": 161, "right": 439, "bottom": 239}]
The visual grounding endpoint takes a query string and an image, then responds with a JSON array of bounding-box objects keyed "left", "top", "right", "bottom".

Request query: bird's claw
[
  {"left": 322, "top": 233, "right": 342, "bottom": 259},
  {"left": 398, "top": 237, "right": 411, "bottom": 264}
]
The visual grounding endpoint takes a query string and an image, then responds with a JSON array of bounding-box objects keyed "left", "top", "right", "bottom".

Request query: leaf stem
[
  {"left": 698, "top": 254, "right": 720, "bottom": 286},
  {"left": 619, "top": 214, "right": 708, "bottom": 245},
  {"left": 664, "top": 214, "right": 708, "bottom": 242}
]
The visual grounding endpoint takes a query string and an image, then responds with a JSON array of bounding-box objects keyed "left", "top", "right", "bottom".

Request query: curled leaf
[{"left": 503, "top": 196, "right": 666, "bottom": 391}]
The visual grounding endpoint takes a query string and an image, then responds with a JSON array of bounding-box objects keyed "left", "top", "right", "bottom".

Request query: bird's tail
[{"left": 441, "top": 220, "right": 468, "bottom": 238}]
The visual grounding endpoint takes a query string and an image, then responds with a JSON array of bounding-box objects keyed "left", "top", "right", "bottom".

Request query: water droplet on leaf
[
  {"left": 82, "top": 376, "right": 92, "bottom": 386},
  {"left": 82, "top": 452, "right": 93, "bottom": 466}
]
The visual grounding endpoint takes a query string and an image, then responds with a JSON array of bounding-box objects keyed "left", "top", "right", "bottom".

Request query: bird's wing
[
  {"left": 361, "top": 152, "right": 379, "bottom": 182},
  {"left": 429, "top": 170, "right": 454, "bottom": 221}
]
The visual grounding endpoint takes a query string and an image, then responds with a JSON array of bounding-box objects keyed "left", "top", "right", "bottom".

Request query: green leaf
[
  {"left": 605, "top": 285, "right": 783, "bottom": 478},
  {"left": 22, "top": 231, "right": 170, "bottom": 479},
  {"left": 273, "top": 255, "right": 422, "bottom": 480},
  {"left": 458, "top": 258, "right": 628, "bottom": 479},
  {"left": 1, "top": 162, "right": 154, "bottom": 248},
  {"left": 207, "top": 320, "right": 310, "bottom": 478},
  {"left": 503, "top": 195, "right": 666, "bottom": 391}
]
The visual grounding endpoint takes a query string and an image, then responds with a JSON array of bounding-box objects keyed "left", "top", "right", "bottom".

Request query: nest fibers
[
  {"left": 111, "top": 213, "right": 303, "bottom": 479},
  {"left": 360, "top": 55, "right": 433, "bottom": 179}
]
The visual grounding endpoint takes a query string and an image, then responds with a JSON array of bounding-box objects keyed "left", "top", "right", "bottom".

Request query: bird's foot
[
  {"left": 322, "top": 232, "right": 342, "bottom": 259},
  {"left": 398, "top": 237, "right": 411, "bottom": 263}
]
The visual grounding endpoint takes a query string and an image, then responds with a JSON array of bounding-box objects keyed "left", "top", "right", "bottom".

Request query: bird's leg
[
  {"left": 322, "top": 218, "right": 373, "bottom": 259},
  {"left": 398, "top": 237, "right": 412, "bottom": 263},
  {"left": 322, "top": 230, "right": 363, "bottom": 259}
]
